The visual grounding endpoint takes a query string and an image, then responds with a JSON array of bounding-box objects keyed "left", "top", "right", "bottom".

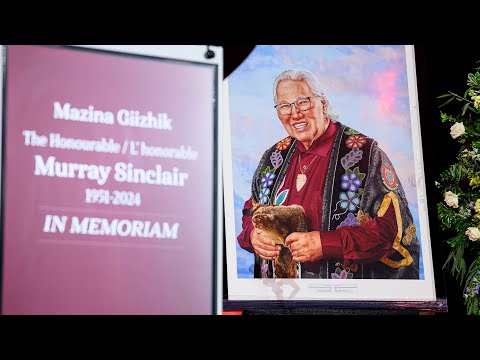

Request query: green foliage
[
  {"left": 437, "top": 61, "right": 480, "bottom": 315},
  {"left": 463, "top": 257, "right": 480, "bottom": 315}
]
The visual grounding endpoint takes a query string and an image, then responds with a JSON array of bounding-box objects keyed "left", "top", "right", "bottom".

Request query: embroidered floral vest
[{"left": 251, "top": 122, "right": 420, "bottom": 280}]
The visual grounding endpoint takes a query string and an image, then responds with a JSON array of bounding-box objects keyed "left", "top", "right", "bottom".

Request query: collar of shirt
[{"left": 295, "top": 120, "right": 338, "bottom": 157}]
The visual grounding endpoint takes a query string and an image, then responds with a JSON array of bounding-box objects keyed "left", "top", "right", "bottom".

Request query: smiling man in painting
[{"left": 237, "top": 69, "right": 420, "bottom": 280}]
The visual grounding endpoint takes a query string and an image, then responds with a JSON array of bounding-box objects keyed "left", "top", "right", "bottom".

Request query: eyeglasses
[{"left": 274, "top": 95, "right": 318, "bottom": 116}]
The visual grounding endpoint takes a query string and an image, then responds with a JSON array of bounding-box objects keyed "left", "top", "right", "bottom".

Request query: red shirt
[{"left": 237, "top": 121, "right": 397, "bottom": 267}]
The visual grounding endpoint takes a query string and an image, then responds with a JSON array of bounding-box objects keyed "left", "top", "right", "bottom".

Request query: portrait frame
[{"left": 223, "top": 45, "right": 436, "bottom": 302}]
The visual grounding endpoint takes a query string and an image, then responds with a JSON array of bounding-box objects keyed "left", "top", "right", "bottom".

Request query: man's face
[{"left": 275, "top": 79, "right": 329, "bottom": 149}]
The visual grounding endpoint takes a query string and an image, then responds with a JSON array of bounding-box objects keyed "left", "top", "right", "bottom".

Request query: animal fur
[{"left": 252, "top": 204, "right": 307, "bottom": 278}]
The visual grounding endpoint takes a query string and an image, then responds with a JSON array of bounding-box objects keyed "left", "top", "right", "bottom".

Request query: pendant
[{"left": 296, "top": 173, "right": 307, "bottom": 191}]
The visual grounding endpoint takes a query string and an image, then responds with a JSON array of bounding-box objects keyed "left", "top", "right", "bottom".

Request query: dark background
[{"left": 221, "top": 44, "right": 480, "bottom": 315}]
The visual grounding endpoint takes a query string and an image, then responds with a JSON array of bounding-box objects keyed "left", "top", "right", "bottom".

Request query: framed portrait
[
  {"left": 1, "top": 45, "right": 223, "bottom": 314},
  {"left": 223, "top": 45, "right": 436, "bottom": 301}
]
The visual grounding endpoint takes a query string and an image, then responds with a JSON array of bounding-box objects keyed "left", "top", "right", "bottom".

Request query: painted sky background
[{"left": 227, "top": 45, "right": 424, "bottom": 279}]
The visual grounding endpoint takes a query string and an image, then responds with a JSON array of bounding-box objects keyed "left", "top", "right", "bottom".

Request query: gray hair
[{"left": 273, "top": 69, "right": 338, "bottom": 121}]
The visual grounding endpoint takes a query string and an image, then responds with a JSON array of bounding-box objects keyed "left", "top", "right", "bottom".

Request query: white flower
[
  {"left": 474, "top": 199, "right": 480, "bottom": 213},
  {"left": 465, "top": 227, "right": 480, "bottom": 241},
  {"left": 450, "top": 122, "right": 465, "bottom": 139},
  {"left": 444, "top": 191, "right": 459, "bottom": 208}
]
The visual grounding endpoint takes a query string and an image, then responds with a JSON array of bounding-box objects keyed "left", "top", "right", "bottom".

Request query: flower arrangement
[{"left": 436, "top": 61, "right": 480, "bottom": 315}]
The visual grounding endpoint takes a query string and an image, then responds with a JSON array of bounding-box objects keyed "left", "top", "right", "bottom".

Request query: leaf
[
  {"left": 459, "top": 258, "right": 467, "bottom": 280},
  {"left": 467, "top": 299, "right": 478, "bottom": 315},
  {"left": 467, "top": 105, "right": 478, "bottom": 113},
  {"left": 269, "top": 150, "right": 283, "bottom": 170},
  {"left": 471, "top": 298, "right": 479, "bottom": 315},
  {"left": 466, "top": 258, "right": 480, "bottom": 274},
  {"left": 451, "top": 245, "right": 467, "bottom": 280},
  {"left": 437, "top": 93, "right": 452, "bottom": 99},
  {"left": 357, "top": 173, "right": 366, "bottom": 180},
  {"left": 462, "top": 102, "right": 470, "bottom": 116},
  {"left": 443, "top": 249, "right": 456, "bottom": 269},
  {"left": 340, "top": 148, "right": 363, "bottom": 170},
  {"left": 260, "top": 166, "right": 274, "bottom": 178},
  {"left": 344, "top": 129, "right": 359, "bottom": 135},
  {"left": 439, "top": 96, "right": 455, "bottom": 108},
  {"left": 468, "top": 73, "right": 477, "bottom": 84},
  {"left": 440, "top": 111, "right": 450, "bottom": 122},
  {"left": 274, "top": 189, "right": 288, "bottom": 205}
]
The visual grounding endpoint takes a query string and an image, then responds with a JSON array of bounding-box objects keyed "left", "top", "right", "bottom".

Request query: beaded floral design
[
  {"left": 256, "top": 138, "right": 292, "bottom": 204},
  {"left": 333, "top": 167, "right": 366, "bottom": 221},
  {"left": 345, "top": 134, "right": 367, "bottom": 149},
  {"left": 275, "top": 137, "right": 292, "bottom": 151},
  {"left": 331, "top": 262, "right": 354, "bottom": 279}
]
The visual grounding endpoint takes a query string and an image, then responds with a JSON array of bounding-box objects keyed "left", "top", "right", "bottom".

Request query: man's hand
[
  {"left": 251, "top": 228, "right": 281, "bottom": 260},
  {"left": 285, "top": 231, "right": 323, "bottom": 262}
]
